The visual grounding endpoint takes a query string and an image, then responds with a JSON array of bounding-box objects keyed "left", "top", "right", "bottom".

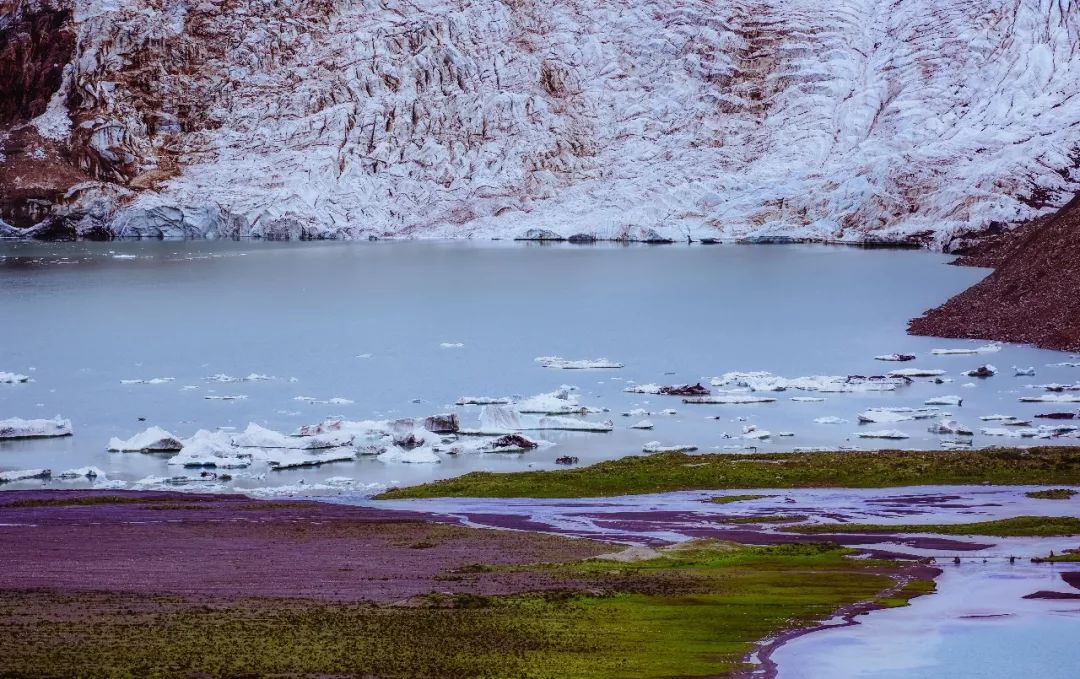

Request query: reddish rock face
[
  {"left": 0, "top": 1, "right": 73, "bottom": 126},
  {"left": 910, "top": 194, "right": 1080, "bottom": 352}
]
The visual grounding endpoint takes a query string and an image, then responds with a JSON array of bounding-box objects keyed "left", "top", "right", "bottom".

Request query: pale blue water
[{"left": 1, "top": 240, "right": 1077, "bottom": 491}]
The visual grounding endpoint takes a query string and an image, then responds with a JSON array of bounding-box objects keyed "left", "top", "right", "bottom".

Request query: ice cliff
[{"left": 1, "top": 0, "right": 1078, "bottom": 246}]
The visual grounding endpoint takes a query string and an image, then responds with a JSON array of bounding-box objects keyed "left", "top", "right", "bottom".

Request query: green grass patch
[
  {"left": 0, "top": 495, "right": 204, "bottom": 509},
  {"left": 377, "top": 448, "right": 1080, "bottom": 499},
  {"left": 1026, "top": 488, "right": 1078, "bottom": 500},
  {"left": 1032, "top": 548, "right": 1080, "bottom": 563},
  {"left": 707, "top": 494, "right": 775, "bottom": 504},
  {"left": 0, "top": 542, "right": 931, "bottom": 679},
  {"left": 789, "top": 516, "right": 1080, "bottom": 538},
  {"left": 724, "top": 514, "right": 807, "bottom": 524}
]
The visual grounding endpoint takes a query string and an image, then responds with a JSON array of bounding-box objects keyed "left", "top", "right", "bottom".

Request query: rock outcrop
[
  {"left": 1, "top": 0, "right": 1078, "bottom": 243},
  {"left": 910, "top": 194, "right": 1080, "bottom": 351}
]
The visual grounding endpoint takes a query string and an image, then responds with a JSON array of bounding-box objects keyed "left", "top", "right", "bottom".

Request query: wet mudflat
[
  {"left": 357, "top": 484, "right": 1080, "bottom": 678},
  {"left": 0, "top": 490, "right": 930, "bottom": 679}
]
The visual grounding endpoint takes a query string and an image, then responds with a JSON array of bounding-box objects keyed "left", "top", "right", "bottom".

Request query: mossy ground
[
  {"left": 0, "top": 542, "right": 931, "bottom": 679},
  {"left": 1032, "top": 547, "right": 1080, "bottom": 562},
  {"left": 789, "top": 516, "right": 1080, "bottom": 537},
  {"left": 377, "top": 448, "right": 1080, "bottom": 499},
  {"left": 1025, "top": 488, "right": 1078, "bottom": 500}
]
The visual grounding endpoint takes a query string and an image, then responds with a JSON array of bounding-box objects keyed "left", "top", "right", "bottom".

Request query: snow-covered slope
[{"left": 2, "top": 0, "right": 1078, "bottom": 245}]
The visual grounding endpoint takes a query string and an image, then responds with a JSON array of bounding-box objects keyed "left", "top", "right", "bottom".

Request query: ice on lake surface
[{"left": 3, "top": 239, "right": 1080, "bottom": 493}]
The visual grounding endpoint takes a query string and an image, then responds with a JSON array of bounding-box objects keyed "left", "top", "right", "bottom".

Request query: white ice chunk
[
  {"left": 642, "top": 441, "right": 698, "bottom": 453},
  {"left": 856, "top": 429, "right": 909, "bottom": 439},
  {"left": 108, "top": 426, "right": 184, "bottom": 452},
  {"left": 231, "top": 423, "right": 353, "bottom": 449},
  {"left": 887, "top": 368, "right": 945, "bottom": 377},
  {"left": 630, "top": 419, "right": 654, "bottom": 429},
  {"left": 456, "top": 396, "right": 512, "bottom": 405},
  {"left": 535, "top": 356, "right": 623, "bottom": 369},
  {"left": 1019, "top": 394, "right": 1080, "bottom": 403},
  {"left": 925, "top": 395, "right": 963, "bottom": 406},
  {"left": 267, "top": 447, "right": 358, "bottom": 469},
  {"left": 927, "top": 419, "right": 973, "bottom": 436},
  {"left": 120, "top": 377, "right": 175, "bottom": 385},
  {"left": 683, "top": 395, "right": 777, "bottom": 404},
  {"left": 517, "top": 387, "right": 597, "bottom": 414},
  {"left": 0, "top": 416, "right": 73, "bottom": 440},
  {"left": 0, "top": 372, "right": 30, "bottom": 384},
  {"left": 0, "top": 468, "right": 51, "bottom": 483},
  {"left": 931, "top": 344, "right": 1001, "bottom": 355},
  {"left": 377, "top": 445, "right": 440, "bottom": 464},
  {"left": 57, "top": 466, "right": 106, "bottom": 480}
]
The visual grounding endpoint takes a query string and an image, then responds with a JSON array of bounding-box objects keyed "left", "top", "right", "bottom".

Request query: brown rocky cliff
[{"left": 910, "top": 194, "right": 1080, "bottom": 352}]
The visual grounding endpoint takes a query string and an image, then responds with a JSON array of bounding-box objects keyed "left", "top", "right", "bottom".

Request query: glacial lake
[{"left": 3, "top": 239, "right": 1080, "bottom": 494}]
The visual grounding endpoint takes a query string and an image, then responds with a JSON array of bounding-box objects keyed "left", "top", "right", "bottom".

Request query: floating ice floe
[
  {"left": 1014, "top": 366, "right": 1036, "bottom": 377},
  {"left": 1031, "top": 383, "right": 1080, "bottom": 392},
  {"left": 423, "top": 414, "right": 459, "bottom": 434},
  {"left": 814, "top": 416, "right": 848, "bottom": 424},
  {"left": 931, "top": 344, "right": 1001, "bottom": 355},
  {"left": 56, "top": 466, "right": 106, "bottom": 480},
  {"left": 856, "top": 429, "right": 909, "bottom": 440},
  {"left": 517, "top": 387, "right": 599, "bottom": 415},
  {"left": 630, "top": 419, "right": 654, "bottom": 429},
  {"left": 1019, "top": 394, "right": 1080, "bottom": 403},
  {"left": 874, "top": 353, "right": 916, "bottom": 362},
  {"left": 268, "top": 447, "right": 358, "bottom": 469},
  {"left": 535, "top": 356, "right": 623, "bottom": 370},
  {"left": 169, "top": 430, "right": 252, "bottom": 469},
  {"left": 977, "top": 415, "right": 1030, "bottom": 427},
  {"left": 108, "top": 426, "right": 184, "bottom": 452},
  {"left": 469, "top": 434, "right": 540, "bottom": 454},
  {"left": 231, "top": 423, "right": 353, "bottom": 449},
  {"left": 1049, "top": 361, "right": 1080, "bottom": 368},
  {"left": 0, "top": 468, "right": 51, "bottom": 484},
  {"left": 980, "top": 425, "right": 1079, "bottom": 439},
  {"left": 120, "top": 377, "right": 175, "bottom": 385},
  {"left": 0, "top": 372, "right": 30, "bottom": 384},
  {"left": 204, "top": 373, "right": 275, "bottom": 383},
  {"left": 887, "top": 368, "right": 946, "bottom": 377},
  {"left": 642, "top": 441, "right": 698, "bottom": 453},
  {"left": 791, "top": 396, "right": 825, "bottom": 402},
  {"left": 470, "top": 405, "right": 612, "bottom": 433},
  {"left": 941, "top": 439, "right": 973, "bottom": 450},
  {"left": 293, "top": 395, "right": 354, "bottom": 405},
  {"left": 527, "top": 415, "right": 614, "bottom": 432},
  {"left": 456, "top": 396, "right": 512, "bottom": 406},
  {"left": 683, "top": 395, "right": 777, "bottom": 405},
  {"left": 963, "top": 364, "right": 997, "bottom": 378},
  {"left": 711, "top": 372, "right": 907, "bottom": 393},
  {"left": 439, "top": 342, "right": 465, "bottom": 348},
  {"left": 927, "top": 420, "right": 973, "bottom": 436},
  {"left": 377, "top": 445, "right": 440, "bottom": 464},
  {"left": 204, "top": 395, "right": 247, "bottom": 400},
  {"left": 858, "top": 408, "right": 939, "bottom": 424},
  {"left": 742, "top": 426, "right": 771, "bottom": 440},
  {"left": 1035, "top": 412, "right": 1078, "bottom": 420},
  {"left": 623, "top": 383, "right": 709, "bottom": 396},
  {"left": 0, "top": 416, "right": 73, "bottom": 440},
  {"left": 925, "top": 395, "right": 963, "bottom": 406}
]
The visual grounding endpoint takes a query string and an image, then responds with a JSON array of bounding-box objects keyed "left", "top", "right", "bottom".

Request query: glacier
[{"left": 0, "top": 0, "right": 1077, "bottom": 246}]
